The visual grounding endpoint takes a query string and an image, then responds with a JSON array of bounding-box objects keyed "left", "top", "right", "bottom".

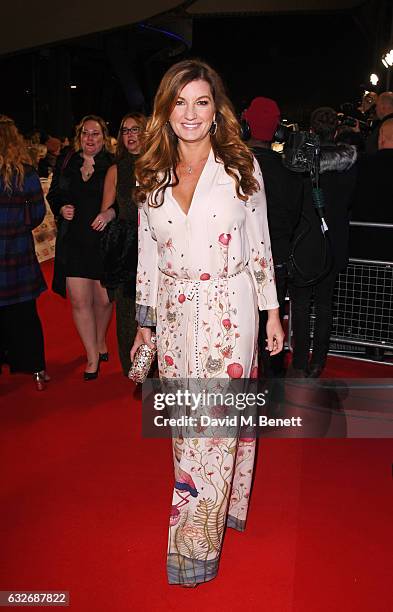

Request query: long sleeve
[
  {"left": 135, "top": 203, "right": 159, "bottom": 326},
  {"left": 46, "top": 148, "right": 73, "bottom": 216},
  {"left": 245, "top": 162, "right": 279, "bottom": 310}
]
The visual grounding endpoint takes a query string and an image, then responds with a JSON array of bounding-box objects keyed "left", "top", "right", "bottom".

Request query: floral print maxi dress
[{"left": 136, "top": 149, "right": 278, "bottom": 584}]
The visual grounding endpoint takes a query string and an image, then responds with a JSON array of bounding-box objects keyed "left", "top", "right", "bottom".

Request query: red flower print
[
  {"left": 165, "top": 355, "right": 174, "bottom": 366},
  {"left": 178, "top": 294, "right": 186, "bottom": 303},
  {"left": 200, "top": 273, "right": 211, "bottom": 281},
  {"left": 260, "top": 257, "right": 268, "bottom": 268},
  {"left": 165, "top": 238, "right": 175, "bottom": 253},
  {"left": 218, "top": 233, "right": 231, "bottom": 246},
  {"left": 222, "top": 318, "right": 231, "bottom": 330},
  {"left": 227, "top": 362, "right": 243, "bottom": 378},
  {"left": 221, "top": 346, "right": 233, "bottom": 359}
]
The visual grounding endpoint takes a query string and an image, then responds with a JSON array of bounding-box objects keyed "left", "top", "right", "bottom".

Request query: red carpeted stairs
[{"left": 0, "top": 261, "right": 392, "bottom": 611}]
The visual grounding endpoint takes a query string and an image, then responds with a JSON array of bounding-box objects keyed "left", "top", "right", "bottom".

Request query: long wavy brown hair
[
  {"left": 116, "top": 112, "right": 147, "bottom": 160},
  {"left": 74, "top": 114, "right": 112, "bottom": 153},
  {"left": 135, "top": 59, "right": 258, "bottom": 206},
  {"left": 0, "top": 115, "right": 32, "bottom": 193}
]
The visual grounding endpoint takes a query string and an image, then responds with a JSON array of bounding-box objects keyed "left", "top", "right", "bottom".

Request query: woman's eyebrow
[{"left": 176, "top": 95, "right": 212, "bottom": 101}]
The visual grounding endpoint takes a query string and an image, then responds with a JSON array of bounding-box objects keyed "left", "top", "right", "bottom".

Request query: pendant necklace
[
  {"left": 82, "top": 159, "right": 94, "bottom": 179},
  {"left": 181, "top": 156, "right": 208, "bottom": 175}
]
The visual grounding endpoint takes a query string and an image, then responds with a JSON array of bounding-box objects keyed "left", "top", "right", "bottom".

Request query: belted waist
[{"left": 158, "top": 265, "right": 249, "bottom": 301}]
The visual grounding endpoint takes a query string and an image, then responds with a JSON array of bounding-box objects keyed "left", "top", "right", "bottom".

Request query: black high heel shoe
[
  {"left": 99, "top": 352, "right": 109, "bottom": 362},
  {"left": 83, "top": 359, "right": 100, "bottom": 381}
]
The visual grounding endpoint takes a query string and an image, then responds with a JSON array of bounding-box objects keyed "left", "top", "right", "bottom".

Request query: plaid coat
[{"left": 0, "top": 166, "right": 47, "bottom": 306}]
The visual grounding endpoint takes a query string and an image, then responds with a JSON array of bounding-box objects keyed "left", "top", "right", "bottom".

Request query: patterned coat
[{"left": 0, "top": 167, "right": 46, "bottom": 306}]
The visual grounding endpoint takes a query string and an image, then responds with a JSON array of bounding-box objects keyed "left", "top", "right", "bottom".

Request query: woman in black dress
[
  {"left": 92, "top": 112, "right": 146, "bottom": 375},
  {"left": 47, "top": 115, "right": 114, "bottom": 380}
]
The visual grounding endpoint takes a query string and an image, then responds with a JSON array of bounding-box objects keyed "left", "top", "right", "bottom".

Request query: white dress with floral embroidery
[{"left": 136, "top": 148, "right": 278, "bottom": 585}]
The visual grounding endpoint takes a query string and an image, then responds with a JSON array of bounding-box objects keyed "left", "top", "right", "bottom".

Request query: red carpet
[{"left": 1, "top": 261, "right": 392, "bottom": 611}]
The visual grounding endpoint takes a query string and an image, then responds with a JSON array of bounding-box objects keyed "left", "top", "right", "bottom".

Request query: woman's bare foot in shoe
[{"left": 85, "top": 356, "right": 99, "bottom": 374}]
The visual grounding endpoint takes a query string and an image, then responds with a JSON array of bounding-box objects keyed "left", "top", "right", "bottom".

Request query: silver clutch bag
[{"left": 128, "top": 333, "right": 157, "bottom": 384}]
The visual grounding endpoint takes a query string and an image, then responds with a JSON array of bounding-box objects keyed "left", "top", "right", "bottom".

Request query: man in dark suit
[{"left": 243, "top": 97, "right": 303, "bottom": 377}]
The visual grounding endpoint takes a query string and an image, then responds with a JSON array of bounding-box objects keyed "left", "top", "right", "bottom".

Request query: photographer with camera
[
  {"left": 358, "top": 91, "right": 378, "bottom": 119},
  {"left": 243, "top": 97, "right": 303, "bottom": 377},
  {"left": 287, "top": 107, "right": 357, "bottom": 378},
  {"left": 335, "top": 115, "right": 364, "bottom": 150},
  {"left": 335, "top": 93, "right": 377, "bottom": 151}
]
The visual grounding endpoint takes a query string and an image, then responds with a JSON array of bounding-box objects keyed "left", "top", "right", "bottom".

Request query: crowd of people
[
  {"left": 1, "top": 58, "right": 392, "bottom": 586},
  {"left": 1, "top": 79, "right": 392, "bottom": 384}
]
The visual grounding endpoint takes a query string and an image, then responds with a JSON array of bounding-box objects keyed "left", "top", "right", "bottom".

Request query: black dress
[
  {"left": 66, "top": 152, "right": 113, "bottom": 278},
  {"left": 113, "top": 154, "right": 138, "bottom": 375},
  {"left": 47, "top": 149, "right": 113, "bottom": 291}
]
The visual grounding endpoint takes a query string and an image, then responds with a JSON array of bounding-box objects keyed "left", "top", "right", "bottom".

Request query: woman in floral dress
[{"left": 131, "top": 59, "right": 284, "bottom": 586}]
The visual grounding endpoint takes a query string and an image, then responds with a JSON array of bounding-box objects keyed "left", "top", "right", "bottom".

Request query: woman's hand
[
  {"left": 266, "top": 308, "right": 285, "bottom": 356},
  {"left": 91, "top": 208, "right": 116, "bottom": 231},
  {"left": 130, "top": 326, "right": 155, "bottom": 362},
  {"left": 60, "top": 204, "right": 75, "bottom": 220}
]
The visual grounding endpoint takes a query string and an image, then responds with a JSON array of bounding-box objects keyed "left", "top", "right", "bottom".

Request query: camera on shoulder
[{"left": 273, "top": 123, "right": 320, "bottom": 174}]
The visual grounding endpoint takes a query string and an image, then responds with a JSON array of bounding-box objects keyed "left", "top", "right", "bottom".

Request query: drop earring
[{"left": 210, "top": 120, "right": 217, "bottom": 135}]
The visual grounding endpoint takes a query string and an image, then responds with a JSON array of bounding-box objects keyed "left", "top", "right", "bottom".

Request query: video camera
[
  {"left": 274, "top": 123, "right": 332, "bottom": 286},
  {"left": 273, "top": 123, "right": 320, "bottom": 174}
]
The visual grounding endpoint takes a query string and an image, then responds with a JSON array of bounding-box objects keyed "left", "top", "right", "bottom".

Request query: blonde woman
[
  {"left": 47, "top": 115, "right": 114, "bottom": 380},
  {"left": 0, "top": 116, "right": 49, "bottom": 390},
  {"left": 130, "top": 59, "right": 284, "bottom": 585}
]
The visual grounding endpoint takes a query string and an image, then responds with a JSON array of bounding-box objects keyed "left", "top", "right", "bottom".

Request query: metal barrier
[{"left": 287, "top": 222, "right": 393, "bottom": 364}]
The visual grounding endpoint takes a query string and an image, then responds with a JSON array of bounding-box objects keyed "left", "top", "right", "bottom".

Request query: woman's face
[
  {"left": 80, "top": 120, "right": 104, "bottom": 156},
  {"left": 121, "top": 117, "right": 142, "bottom": 154},
  {"left": 169, "top": 79, "right": 215, "bottom": 144}
]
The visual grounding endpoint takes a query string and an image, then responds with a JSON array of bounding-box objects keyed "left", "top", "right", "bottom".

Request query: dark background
[{"left": 0, "top": 3, "right": 391, "bottom": 137}]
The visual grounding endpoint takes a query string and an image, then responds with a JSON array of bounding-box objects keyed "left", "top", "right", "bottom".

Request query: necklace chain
[{"left": 180, "top": 155, "right": 208, "bottom": 175}]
